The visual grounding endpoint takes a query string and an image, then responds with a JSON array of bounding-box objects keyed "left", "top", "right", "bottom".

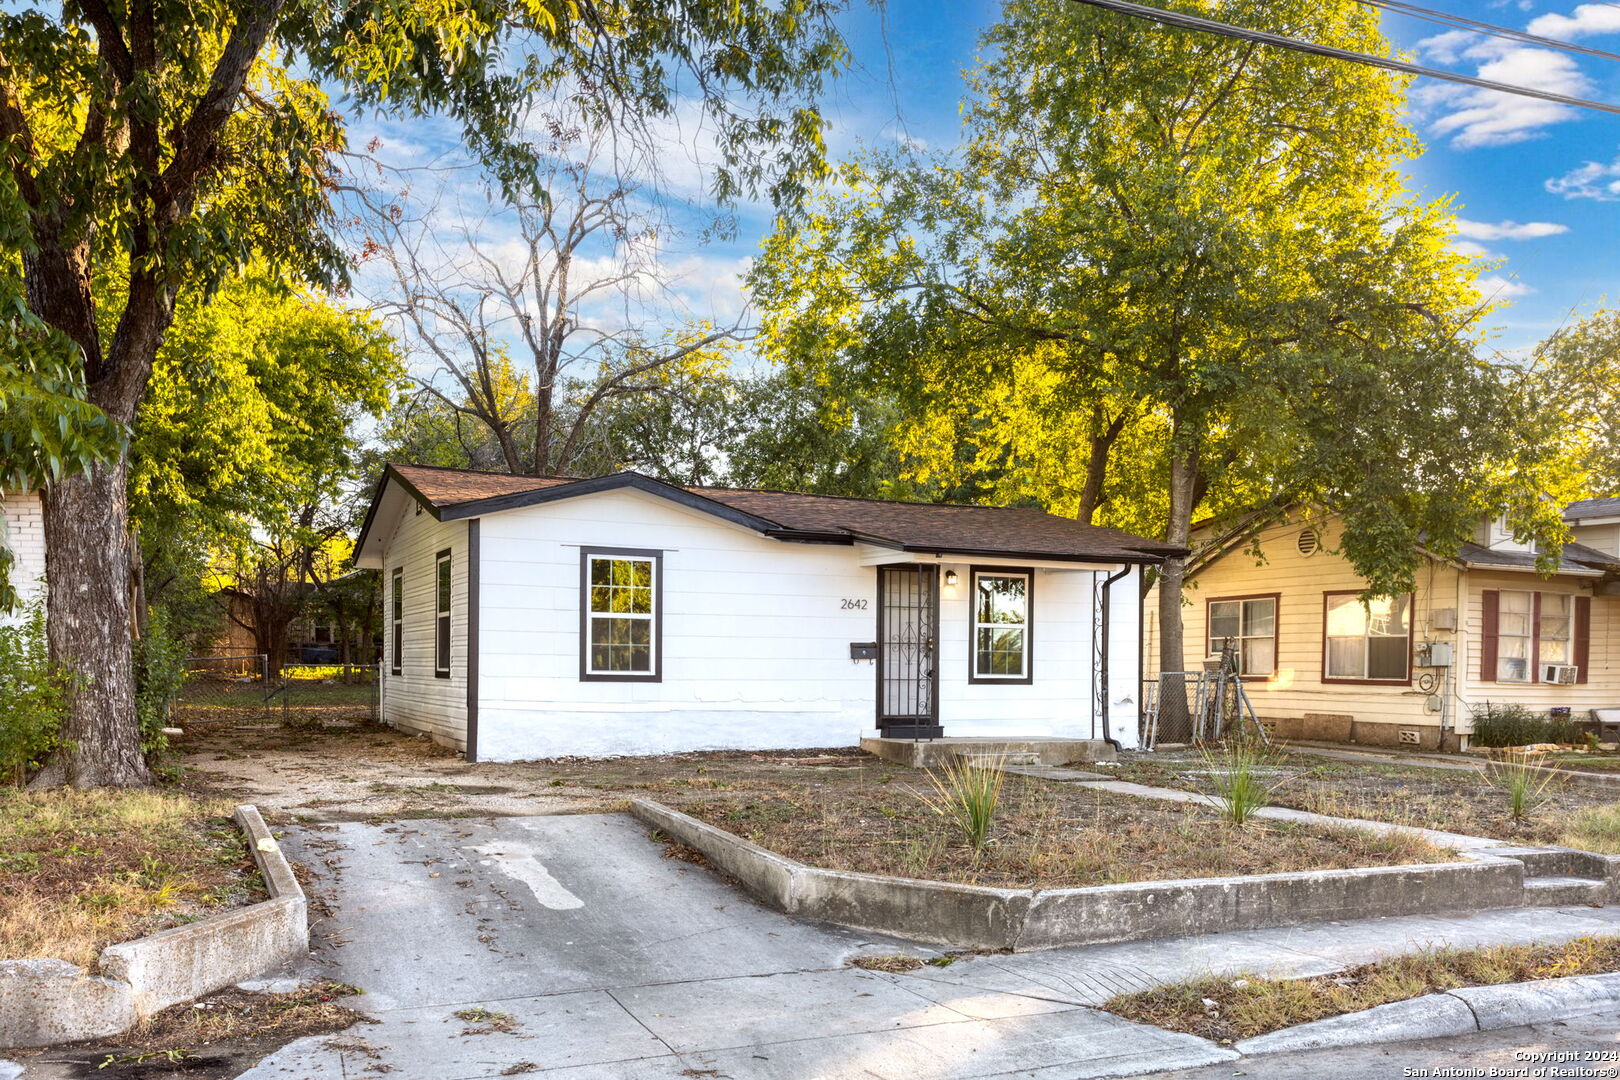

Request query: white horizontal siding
[
  {"left": 379, "top": 503, "right": 469, "bottom": 749},
  {"left": 470, "top": 488, "right": 1137, "bottom": 760},
  {"left": 1, "top": 491, "right": 46, "bottom": 628}
]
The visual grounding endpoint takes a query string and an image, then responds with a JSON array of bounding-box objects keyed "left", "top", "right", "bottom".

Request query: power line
[
  {"left": 1062, "top": 0, "right": 1620, "bottom": 117},
  {"left": 1360, "top": 0, "right": 1620, "bottom": 66}
]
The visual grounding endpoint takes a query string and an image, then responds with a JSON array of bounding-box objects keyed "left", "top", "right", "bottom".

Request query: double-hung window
[
  {"left": 1207, "top": 596, "right": 1277, "bottom": 677},
  {"left": 1494, "top": 590, "right": 1572, "bottom": 683},
  {"left": 1324, "top": 592, "right": 1411, "bottom": 683},
  {"left": 970, "top": 569, "right": 1032, "bottom": 683},
  {"left": 434, "top": 550, "right": 451, "bottom": 678},
  {"left": 582, "top": 549, "right": 661, "bottom": 680},
  {"left": 1539, "top": 593, "right": 1573, "bottom": 667},
  {"left": 390, "top": 568, "right": 403, "bottom": 675},
  {"left": 1496, "top": 590, "right": 1533, "bottom": 682}
]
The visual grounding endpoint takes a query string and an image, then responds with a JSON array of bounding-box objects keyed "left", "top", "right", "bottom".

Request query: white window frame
[
  {"left": 1539, "top": 592, "right": 1573, "bottom": 668},
  {"left": 1497, "top": 589, "right": 1533, "bottom": 684},
  {"left": 969, "top": 568, "right": 1032, "bottom": 683},
  {"left": 1206, "top": 596, "right": 1278, "bottom": 678},
  {"left": 582, "top": 549, "right": 661, "bottom": 681},
  {"left": 1323, "top": 592, "right": 1411, "bottom": 683}
]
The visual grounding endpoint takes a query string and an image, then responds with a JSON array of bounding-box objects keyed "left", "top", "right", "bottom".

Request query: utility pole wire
[
  {"left": 1361, "top": 0, "right": 1620, "bottom": 66},
  {"left": 1062, "top": 0, "right": 1620, "bottom": 117}
]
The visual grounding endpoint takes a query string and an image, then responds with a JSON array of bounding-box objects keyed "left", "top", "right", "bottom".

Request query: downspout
[{"left": 1098, "top": 564, "right": 1132, "bottom": 752}]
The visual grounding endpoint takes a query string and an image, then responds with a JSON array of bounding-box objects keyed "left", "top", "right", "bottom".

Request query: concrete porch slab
[{"left": 861, "top": 736, "right": 1118, "bottom": 768}]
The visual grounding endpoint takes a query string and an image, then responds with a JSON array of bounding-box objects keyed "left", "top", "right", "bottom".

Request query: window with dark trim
[
  {"left": 390, "top": 568, "right": 403, "bottom": 675},
  {"left": 1323, "top": 592, "right": 1410, "bottom": 683},
  {"left": 969, "top": 568, "right": 1032, "bottom": 683},
  {"left": 1207, "top": 595, "right": 1278, "bottom": 678},
  {"left": 581, "top": 548, "right": 662, "bottom": 681},
  {"left": 434, "top": 550, "right": 452, "bottom": 678}
]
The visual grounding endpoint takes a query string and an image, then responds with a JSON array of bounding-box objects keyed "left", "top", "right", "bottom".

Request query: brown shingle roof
[{"left": 382, "top": 463, "right": 1182, "bottom": 563}]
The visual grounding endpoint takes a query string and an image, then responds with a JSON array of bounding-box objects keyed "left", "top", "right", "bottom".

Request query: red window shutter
[
  {"left": 1481, "top": 590, "right": 1500, "bottom": 683},
  {"left": 1531, "top": 591, "right": 1542, "bottom": 684},
  {"left": 1575, "top": 595, "right": 1592, "bottom": 684}
]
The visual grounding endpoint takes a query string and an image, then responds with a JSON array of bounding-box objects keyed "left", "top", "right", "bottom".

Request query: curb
[
  {"left": 0, "top": 804, "right": 309, "bottom": 1049},
  {"left": 630, "top": 798, "right": 1535, "bottom": 951},
  {"left": 1233, "top": 972, "right": 1620, "bottom": 1056}
]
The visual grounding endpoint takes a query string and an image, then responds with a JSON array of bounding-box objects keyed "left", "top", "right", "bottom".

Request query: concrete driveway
[{"left": 242, "top": 813, "right": 1229, "bottom": 1080}]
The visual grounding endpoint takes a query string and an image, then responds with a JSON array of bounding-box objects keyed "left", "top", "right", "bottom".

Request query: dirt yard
[
  {"left": 1111, "top": 749, "right": 1620, "bottom": 850},
  {"left": 0, "top": 789, "right": 264, "bottom": 967},
  {"left": 176, "top": 718, "right": 914, "bottom": 823},
  {"left": 674, "top": 781, "right": 1450, "bottom": 889}
]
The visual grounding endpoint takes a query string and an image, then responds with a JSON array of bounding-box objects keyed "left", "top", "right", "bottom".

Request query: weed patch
[
  {"left": 0, "top": 789, "right": 264, "bottom": 967},
  {"left": 1104, "top": 936, "right": 1620, "bottom": 1043}
]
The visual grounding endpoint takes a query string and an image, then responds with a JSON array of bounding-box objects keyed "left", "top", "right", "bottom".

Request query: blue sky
[
  {"left": 348, "top": 0, "right": 1620, "bottom": 377},
  {"left": 822, "top": 0, "right": 1620, "bottom": 355}
]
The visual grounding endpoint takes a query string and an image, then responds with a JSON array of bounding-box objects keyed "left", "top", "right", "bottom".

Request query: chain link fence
[
  {"left": 175, "top": 655, "right": 378, "bottom": 727},
  {"left": 176, "top": 654, "right": 273, "bottom": 725},
  {"left": 272, "top": 664, "right": 380, "bottom": 726}
]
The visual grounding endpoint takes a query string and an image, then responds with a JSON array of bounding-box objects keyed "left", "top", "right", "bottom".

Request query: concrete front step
[
  {"left": 861, "top": 736, "right": 1118, "bottom": 769},
  {"left": 1523, "top": 876, "right": 1609, "bottom": 906},
  {"left": 952, "top": 751, "right": 1042, "bottom": 767}
]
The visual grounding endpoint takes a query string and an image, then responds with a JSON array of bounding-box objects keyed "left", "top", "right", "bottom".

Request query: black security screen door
[{"left": 876, "top": 564, "right": 942, "bottom": 737}]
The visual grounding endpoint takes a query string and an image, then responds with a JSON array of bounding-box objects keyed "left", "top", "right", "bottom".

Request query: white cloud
[
  {"left": 1452, "top": 240, "right": 1495, "bottom": 259},
  {"left": 1526, "top": 4, "right": 1620, "bottom": 41},
  {"left": 1453, "top": 218, "right": 1569, "bottom": 240},
  {"left": 1547, "top": 156, "right": 1620, "bottom": 200},
  {"left": 1413, "top": 36, "right": 1589, "bottom": 148},
  {"left": 1476, "top": 274, "right": 1536, "bottom": 298}
]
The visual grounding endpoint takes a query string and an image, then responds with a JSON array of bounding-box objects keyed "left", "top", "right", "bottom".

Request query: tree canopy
[
  {"left": 0, "top": 0, "right": 857, "bottom": 785},
  {"left": 750, "top": 0, "right": 1575, "bottom": 664}
]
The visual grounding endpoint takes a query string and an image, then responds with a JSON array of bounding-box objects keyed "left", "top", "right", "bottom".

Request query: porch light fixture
[{"left": 944, "top": 570, "right": 959, "bottom": 587}]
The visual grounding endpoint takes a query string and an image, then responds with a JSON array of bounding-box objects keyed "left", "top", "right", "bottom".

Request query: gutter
[{"left": 1098, "top": 564, "right": 1133, "bottom": 751}]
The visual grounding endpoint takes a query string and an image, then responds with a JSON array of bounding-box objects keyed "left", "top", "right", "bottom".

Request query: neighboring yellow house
[{"left": 1144, "top": 500, "right": 1620, "bottom": 751}]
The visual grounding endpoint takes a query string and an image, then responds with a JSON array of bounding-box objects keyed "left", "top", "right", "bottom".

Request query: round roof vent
[{"left": 1297, "top": 528, "right": 1320, "bottom": 557}]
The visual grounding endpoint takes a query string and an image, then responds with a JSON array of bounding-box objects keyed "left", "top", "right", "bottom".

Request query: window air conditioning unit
[{"left": 1542, "top": 664, "right": 1579, "bottom": 685}]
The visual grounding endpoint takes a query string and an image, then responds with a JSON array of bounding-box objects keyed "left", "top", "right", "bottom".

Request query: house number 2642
[{"left": 840, "top": 598, "right": 869, "bottom": 610}]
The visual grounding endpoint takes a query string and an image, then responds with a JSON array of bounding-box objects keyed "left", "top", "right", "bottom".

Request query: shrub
[
  {"left": 1469, "top": 702, "right": 1577, "bottom": 748},
  {"left": 1482, "top": 750, "right": 1561, "bottom": 822},
  {"left": 0, "top": 603, "right": 70, "bottom": 785},
  {"left": 916, "top": 755, "right": 1006, "bottom": 852},
  {"left": 134, "top": 608, "right": 188, "bottom": 755},
  {"left": 1199, "top": 737, "right": 1290, "bottom": 825}
]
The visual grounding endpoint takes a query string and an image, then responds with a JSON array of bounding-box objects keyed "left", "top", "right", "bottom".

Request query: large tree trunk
[
  {"left": 1157, "top": 443, "right": 1201, "bottom": 676},
  {"left": 42, "top": 459, "right": 151, "bottom": 787}
]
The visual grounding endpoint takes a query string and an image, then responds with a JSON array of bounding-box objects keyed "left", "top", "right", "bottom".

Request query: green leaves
[{"left": 752, "top": 0, "right": 1568, "bottom": 599}]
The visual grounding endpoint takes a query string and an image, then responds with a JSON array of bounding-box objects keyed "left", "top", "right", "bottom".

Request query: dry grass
[
  {"left": 850, "top": 954, "right": 925, "bottom": 973},
  {"left": 1104, "top": 935, "right": 1620, "bottom": 1044},
  {"left": 1566, "top": 804, "right": 1620, "bottom": 854},
  {"left": 675, "top": 775, "right": 1451, "bottom": 889},
  {"left": 1114, "top": 751, "right": 1620, "bottom": 847},
  {"left": 0, "top": 788, "right": 264, "bottom": 968}
]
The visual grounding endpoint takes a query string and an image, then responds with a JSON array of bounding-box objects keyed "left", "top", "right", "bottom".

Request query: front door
[{"left": 876, "top": 564, "right": 941, "bottom": 738}]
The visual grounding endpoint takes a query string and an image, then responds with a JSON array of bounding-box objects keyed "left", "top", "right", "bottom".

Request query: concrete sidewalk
[{"left": 230, "top": 813, "right": 1620, "bottom": 1080}]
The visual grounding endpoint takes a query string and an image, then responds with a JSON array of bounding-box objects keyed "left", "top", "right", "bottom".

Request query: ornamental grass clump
[
  {"left": 1483, "top": 750, "right": 1562, "bottom": 822},
  {"left": 1200, "top": 737, "right": 1290, "bottom": 826},
  {"left": 916, "top": 755, "right": 1007, "bottom": 853}
]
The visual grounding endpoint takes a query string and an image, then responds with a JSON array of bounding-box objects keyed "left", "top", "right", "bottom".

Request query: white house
[
  {"left": 1, "top": 490, "right": 46, "bottom": 627},
  {"left": 353, "top": 464, "right": 1181, "bottom": 761}
]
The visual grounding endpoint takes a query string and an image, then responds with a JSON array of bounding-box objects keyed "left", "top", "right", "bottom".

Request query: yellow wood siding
[{"left": 1145, "top": 514, "right": 1620, "bottom": 745}]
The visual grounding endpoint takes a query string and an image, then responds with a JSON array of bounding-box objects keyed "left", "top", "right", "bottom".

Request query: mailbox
[{"left": 849, "top": 642, "right": 878, "bottom": 660}]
